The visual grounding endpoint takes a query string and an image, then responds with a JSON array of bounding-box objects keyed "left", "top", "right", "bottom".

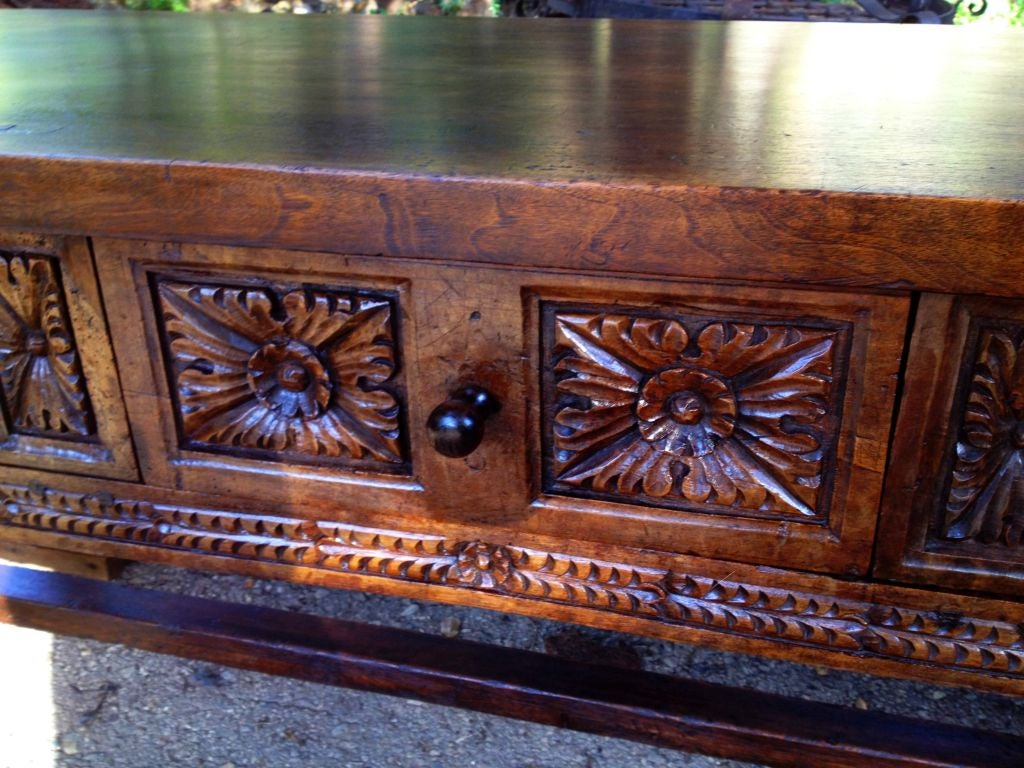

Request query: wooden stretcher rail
[{"left": 0, "top": 564, "right": 1020, "bottom": 768}]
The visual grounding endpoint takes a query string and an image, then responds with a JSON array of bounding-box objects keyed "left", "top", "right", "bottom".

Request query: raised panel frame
[
  {"left": 876, "top": 294, "right": 1024, "bottom": 596},
  {"left": 92, "top": 240, "right": 537, "bottom": 528},
  {"left": 525, "top": 281, "right": 909, "bottom": 577},
  {"left": 0, "top": 231, "right": 137, "bottom": 481},
  {"left": 150, "top": 272, "right": 410, "bottom": 476},
  {"left": 93, "top": 239, "right": 431, "bottom": 519}
]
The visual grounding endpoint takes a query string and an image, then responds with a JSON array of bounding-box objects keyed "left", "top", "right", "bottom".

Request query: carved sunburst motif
[
  {"left": 547, "top": 311, "right": 841, "bottom": 520},
  {"left": 157, "top": 279, "right": 404, "bottom": 468},
  {"left": 0, "top": 253, "right": 94, "bottom": 437},
  {"left": 943, "top": 327, "right": 1024, "bottom": 547}
]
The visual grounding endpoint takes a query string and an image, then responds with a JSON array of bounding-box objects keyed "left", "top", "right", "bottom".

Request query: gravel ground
[{"left": 2, "top": 561, "right": 1023, "bottom": 768}]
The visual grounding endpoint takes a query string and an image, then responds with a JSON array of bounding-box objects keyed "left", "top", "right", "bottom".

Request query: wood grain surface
[
  {"left": 1, "top": 14, "right": 1023, "bottom": 298},
  {"left": 89, "top": 239, "right": 906, "bottom": 575},
  {"left": 877, "top": 295, "right": 1024, "bottom": 597},
  {"left": 0, "top": 12, "right": 1021, "bottom": 199},
  {"left": 1, "top": 13, "right": 1023, "bottom": 706},
  {"left": 2, "top": 466, "right": 1024, "bottom": 695},
  {"left": 3, "top": 564, "right": 1022, "bottom": 768}
]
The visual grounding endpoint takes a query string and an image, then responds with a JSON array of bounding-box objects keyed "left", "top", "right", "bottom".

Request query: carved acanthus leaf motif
[
  {"left": 942, "top": 327, "right": 1024, "bottom": 548},
  {"left": 157, "top": 280, "right": 404, "bottom": 469},
  {"left": 3, "top": 481, "right": 1022, "bottom": 679},
  {"left": 548, "top": 312, "right": 839, "bottom": 520},
  {"left": 0, "top": 253, "right": 94, "bottom": 437}
]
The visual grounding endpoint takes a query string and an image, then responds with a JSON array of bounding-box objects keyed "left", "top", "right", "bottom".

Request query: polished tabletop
[{"left": 0, "top": 11, "right": 1022, "bottom": 200}]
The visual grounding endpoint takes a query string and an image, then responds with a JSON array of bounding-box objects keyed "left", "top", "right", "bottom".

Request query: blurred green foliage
[
  {"left": 107, "top": 0, "right": 1023, "bottom": 22},
  {"left": 956, "top": 0, "right": 1024, "bottom": 24},
  {"left": 123, "top": 0, "right": 189, "bottom": 9}
]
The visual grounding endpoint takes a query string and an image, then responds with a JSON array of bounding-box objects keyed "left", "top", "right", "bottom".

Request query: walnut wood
[
  {"left": 0, "top": 12, "right": 1023, "bottom": 731},
  {"left": 544, "top": 307, "right": 844, "bottom": 521},
  {"left": 0, "top": 13, "right": 1020, "bottom": 199},
  {"left": 0, "top": 232, "right": 137, "bottom": 480},
  {"left": 1, "top": 16, "right": 1024, "bottom": 298},
  {"left": 877, "top": 295, "right": 1024, "bottom": 596},
  {"left": 154, "top": 276, "right": 407, "bottom": 472},
  {"left": 92, "top": 239, "right": 905, "bottom": 576},
  {"left": 0, "top": 540, "right": 120, "bottom": 581},
  {"left": 1, "top": 564, "right": 1021, "bottom": 768},
  {"left": 2, "top": 468, "right": 1023, "bottom": 695}
]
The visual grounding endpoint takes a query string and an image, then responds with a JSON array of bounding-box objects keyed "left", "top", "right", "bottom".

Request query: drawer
[
  {"left": 95, "top": 240, "right": 907, "bottom": 575},
  {"left": 94, "top": 240, "right": 434, "bottom": 526},
  {"left": 0, "top": 232, "right": 136, "bottom": 480},
  {"left": 877, "top": 295, "right": 1024, "bottom": 596},
  {"left": 526, "top": 280, "right": 907, "bottom": 576}
]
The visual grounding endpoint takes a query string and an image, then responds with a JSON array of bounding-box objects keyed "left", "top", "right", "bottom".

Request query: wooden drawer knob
[{"left": 426, "top": 385, "right": 499, "bottom": 459}]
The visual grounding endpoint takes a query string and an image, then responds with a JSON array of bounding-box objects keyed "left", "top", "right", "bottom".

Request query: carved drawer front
[
  {"left": 528, "top": 284, "right": 908, "bottom": 576},
  {"left": 95, "top": 239, "right": 541, "bottom": 526},
  {"left": 0, "top": 232, "right": 136, "bottom": 480},
  {"left": 94, "top": 239, "right": 906, "bottom": 575},
  {"left": 92, "top": 239, "right": 431, "bottom": 520},
  {"left": 877, "top": 295, "right": 1024, "bottom": 596}
]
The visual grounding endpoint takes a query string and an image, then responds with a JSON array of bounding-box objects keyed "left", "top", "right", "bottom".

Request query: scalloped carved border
[{"left": 1, "top": 481, "right": 1022, "bottom": 679}]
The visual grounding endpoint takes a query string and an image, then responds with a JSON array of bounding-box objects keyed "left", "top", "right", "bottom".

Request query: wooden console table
[{"left": 0, "top": 12, "right": 1022, "bottom": 765}]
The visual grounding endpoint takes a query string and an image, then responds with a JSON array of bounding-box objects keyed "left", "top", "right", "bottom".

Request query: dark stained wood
[
  {"left": 0, "top": 13, "right": 1021, "bottom": 199},
  {"left": 154, "top": 275, "right": 408, "bottom": 472},
  {"left": 877, "top": 295, "right": 1024, "bottom": 597},
  {"left": 2, "top": 468, "right": 1024, "bottom": 695},
  {"left": 0, "top": 231, "right": 137, "bottom": 480},
  {"left": 0, "top": 14, "right": 1023, "bottom": 745},
  {"left": 0, "top": 540, "right": 121, "bottom": 580},
  {"left": 0, "top": 16, "right": 1023, "bottom": 297},
  {"left": 1, "top": 563, "right": 1021, "bottom": 768},
  {"left": 91, "top": 239, "right": 906, "bottom": 576},
  {"left": 543, "top": 306, "right": 845, "bottom": 522},
  {"left": 426, "top": 385, "right": 501, "bottom": 459}
]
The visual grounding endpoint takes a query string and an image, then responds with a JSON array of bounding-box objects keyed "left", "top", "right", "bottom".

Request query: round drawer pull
[{"left": 426, "top": 385, "right": 500, "bottom": 459}]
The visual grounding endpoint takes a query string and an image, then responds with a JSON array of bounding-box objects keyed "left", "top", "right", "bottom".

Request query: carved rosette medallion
[
  {"left": 0, "top": 252, "right": 94, "bottom": 438},
  {"left": 546, "top": 310, "right": 843, "bottom": 520},
  {"left": 451, "top": 541, "right": 517, "bottom": 589},
  {"left": 941, "top": 326, "right": 1024, "bottom": 548},
  {"left": 247, "top": 339, "right": 332, "bottom": 420},
  {"left": 637, "top": 368, "right": 737, "bottom": 457},
  {"left": 157, "top": 279, "right": 406, "bottom": 470}
]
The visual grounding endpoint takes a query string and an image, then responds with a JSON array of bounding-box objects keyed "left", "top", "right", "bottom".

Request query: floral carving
[
  {"left": 547, "top": 311, "right": 840, "bottom": 519},
  {"left": 2, "top": 480, "right": 1023, "bottom": 680},
  {"left": 157, "top": 280, "right": 405, "bottom": 469},
  {"left": 942, "top": 327, "right": 1024, "bottom": 547},
  {"left": 451, "top": 541, "right": 517, "bottom": 589},
  {"left": 0, "top": 252, "right": 94, "bottom": 437}
]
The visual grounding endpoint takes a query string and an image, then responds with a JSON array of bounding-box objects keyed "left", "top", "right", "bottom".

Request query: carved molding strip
[
  {"left": 156, "top": 278, "right": 406, "bottom": 471},
  {"left": 0, "top": 252, "right": 94, "bottom": 438},
  {"left": 942, "top": 325, "right": 1024, "bottom": 549},
  {"left": 543, "top": 309, "right": 843, "bottom": 522},
  {"left": 2, "top": 481, "right": 1022, "bottom": 679}
]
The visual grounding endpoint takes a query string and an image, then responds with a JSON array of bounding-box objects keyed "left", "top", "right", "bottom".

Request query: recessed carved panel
[
  {"left": 155, "top": 277, "right": 407, "bottom": 472},
  {"left": 0, "top": 251, "right": 95, "bottom": 439},
  {"left": 543, "top": 307, "right": 846, "bottom": 522},
  {"left": 939, "top": 325, "right": 1024, "bottom": 549}
]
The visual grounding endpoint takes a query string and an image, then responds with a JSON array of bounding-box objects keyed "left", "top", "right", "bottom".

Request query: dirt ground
[{"left": 2, "top": 561, "right": 1023, "bottom": 768}]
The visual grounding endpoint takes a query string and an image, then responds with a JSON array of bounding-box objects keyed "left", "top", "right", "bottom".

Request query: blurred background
[{"left": 1, "top": 0, "right": 1019, "bottom": 31}]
